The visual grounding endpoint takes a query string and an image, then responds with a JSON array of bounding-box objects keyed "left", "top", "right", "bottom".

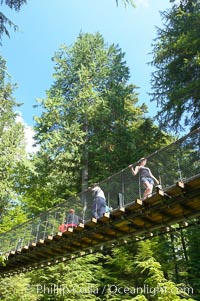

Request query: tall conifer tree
[
  {"left": 0, "top": 55, "right": 26, "bottom": 217},
  {"left": 150, "top": 0, "right": 200, "bottom": 132},
  {"left": 32, "top": 32, "right": 145, "bottom": 205}
]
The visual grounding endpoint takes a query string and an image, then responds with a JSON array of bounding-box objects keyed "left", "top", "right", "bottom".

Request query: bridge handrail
[{"left": 0, "top": 128, "right": 199, "bottom": 254}]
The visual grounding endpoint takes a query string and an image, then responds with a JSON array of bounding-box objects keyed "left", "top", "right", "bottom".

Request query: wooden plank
[
  {"left": 110, "top": 207, "right": 125, "bottom": 217},
  {"left": 183, "top": 198, "right": 200, "bottom": 210},
  {"left": 176, "top": 181, "right": 184, "bottom": 189},
  {"left": 61, "top": 227, "right": 74, "bottom": 237},
  {"left": 158, "top": 205, "right": 184, "bottom": 217},
  {"left": 98, "top": 212, "right": 110, "bottom": 223},
  {"left": 37, "top": 239, "right": 45, "bottom": 245},
  {"left": 73, "top": 223, "right": 84, "bottom": 232},
  {"left": 125, "top": 199, "right": 143, "bottom": 211},
  {"left": 140, "top": 212, "right": 164, "bottom": 224},
  {"left": 85, "top": 218, "right": 98, "bottom": 227},
  {"left": 96, "top": 228, "right": 118, "bottom": 240},
  {"left": 54, "top": 232, "right": 63, "bottom": 239},
  {"left": 77, "top": 237, "right": 99, "bottom": 247},
  {"left": 143, "top": 191, "right": 164, "bottom": 206},
  {"left": 165, "top": 183, "right": 185, "bottom": 197},
  {"left": 185, "top": 175, "right": 200, "bottom": 189},
  {"left": 125, "top": 217, "right": 145, "bottom": 228}
]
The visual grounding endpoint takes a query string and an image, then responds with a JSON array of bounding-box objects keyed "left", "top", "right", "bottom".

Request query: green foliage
[
  {"left": 29, "top": 253, "right": 105, "bottom": 300},
  {"left": 23, "top": 32, "right": 171, "bottom": 214},
  {"left": 130, "top": 118, "right": 174, "bottom": 160},
  {"left": 23, "top": 32, "right": 150, "bottom": 212},
  {"left": 151, "top": 224, "right": 200, "bottom": 300},
  {"left": 0, "top": 55, "right": 27, "bottom": 217},
  {"left": 116, "top": 0, "right": 135, "bottom": 7},
  {"left": 0, "top": 274, "right": 37, "bottom": 301},
  {"left": 186, "top": 224, "right": 200, "bottom": 300},
  {"left": 124, "top": 297, "right": 148, "bottom": 301},
  {"left": 151, "top": 230, "right": 189, "bottom": 283},
  {"left": 0, "top": 0, "right": 27, "bottom": 43},
  {"left": 0, "top": 254, "right": 7, "bottom": 266},
  {"left": 0, "top": 204, "right": 28, "bottom": 233},
  {"left": 132, "top": 241, "right": 196, "bottom": 301},
  {"left": 150, "top": 0, "right": 200, "bottom": 132}
]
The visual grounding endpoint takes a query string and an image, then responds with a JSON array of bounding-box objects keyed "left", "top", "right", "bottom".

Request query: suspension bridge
[{"left": 0, "top": 128, "right": 200, "bottom": 277}]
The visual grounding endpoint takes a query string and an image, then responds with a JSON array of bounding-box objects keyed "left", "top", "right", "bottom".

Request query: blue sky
[{"left": 1, "top": 0, "right": 172, "bottom": 126}]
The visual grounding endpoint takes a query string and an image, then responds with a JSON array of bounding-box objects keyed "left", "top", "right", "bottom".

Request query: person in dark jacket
[{"left": 65, "top": 209, "right": 80, "bottom": 229}]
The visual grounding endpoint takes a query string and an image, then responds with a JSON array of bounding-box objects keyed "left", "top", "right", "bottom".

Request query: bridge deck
[{"left": 1, "top": 174, "right": 200, "bottom": 276}]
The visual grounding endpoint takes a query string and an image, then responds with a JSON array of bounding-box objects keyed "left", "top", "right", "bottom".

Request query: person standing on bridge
[
  {"left": 65, "top": 209, "right": 80, "bottom": 229},
  {"left": 129, "top": 157, "right": 159, "bottom": 199},
  {"left": 90, "top": 184, "right": 106, "bottom": 219},
  {"left": 58, "top": 209, "right": 80, "bottom": 232}
]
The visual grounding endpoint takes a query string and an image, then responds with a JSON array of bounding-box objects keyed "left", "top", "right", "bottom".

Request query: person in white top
[{"left": 90, "top": 185, "right": 106, "bottom": 219}]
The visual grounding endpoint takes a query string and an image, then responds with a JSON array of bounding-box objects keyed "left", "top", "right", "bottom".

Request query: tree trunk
[
  {"left": 81, "top": 116, "right": 89, "bottom": 193},
  {"left": 180, "top": 228, "right": 188, "bottom": 262},
  {"left": 170, "top": 233, "right": 179, "bottom": 282}
]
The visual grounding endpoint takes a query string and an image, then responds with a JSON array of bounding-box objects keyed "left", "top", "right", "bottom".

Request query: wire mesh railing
[{"left": 0, "top": 128, "right": 199, "bottom": 255}]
